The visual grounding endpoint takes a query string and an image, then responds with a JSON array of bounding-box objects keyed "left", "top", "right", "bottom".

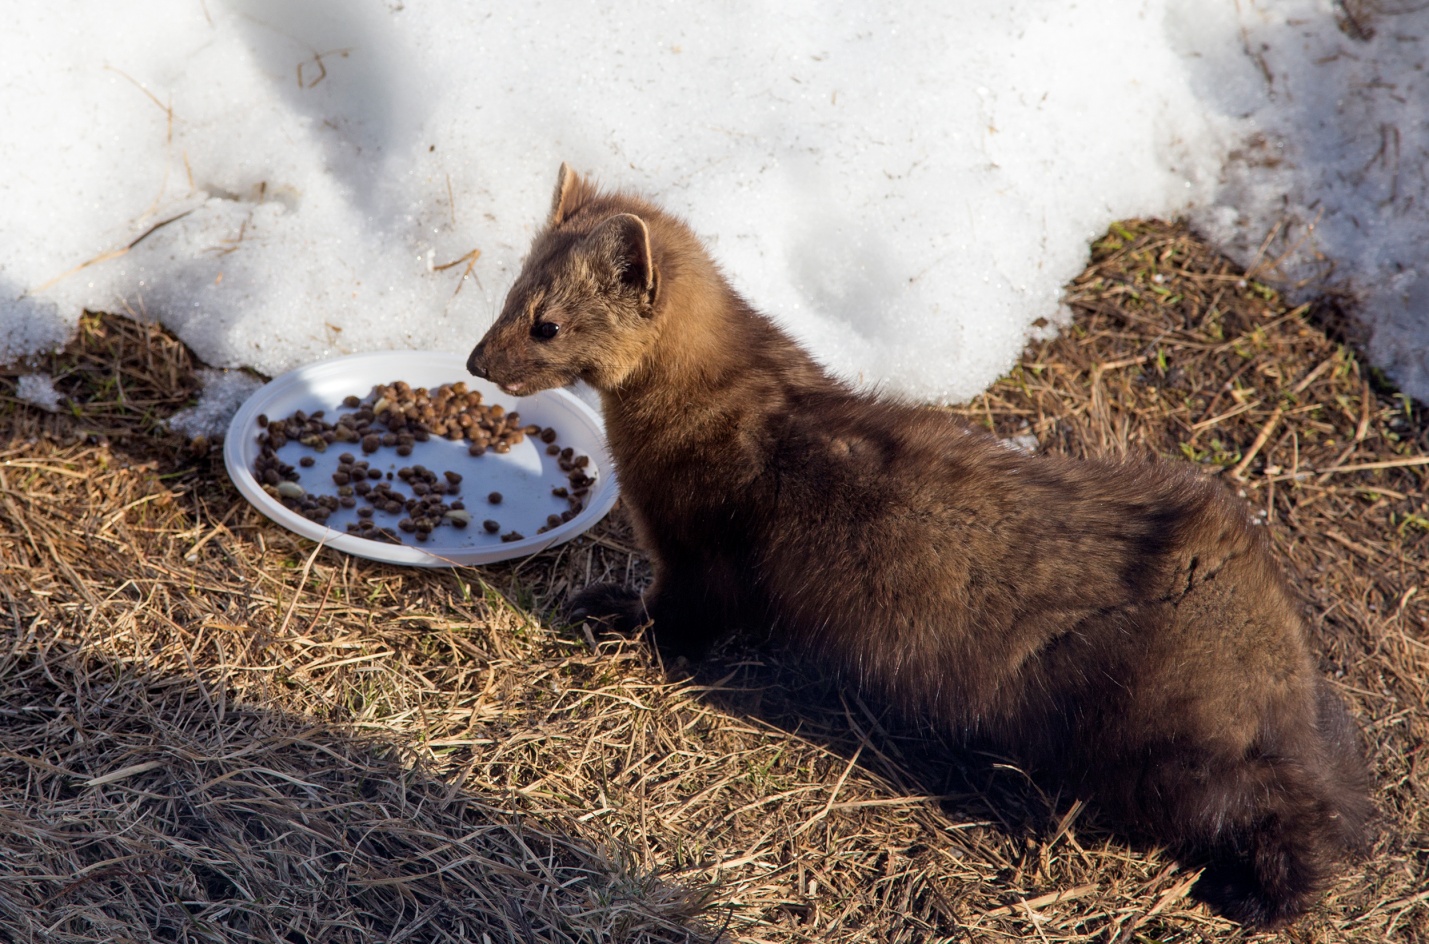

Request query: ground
[{"left": 0, "top": 220, "right": 1425, "bottom": 943}]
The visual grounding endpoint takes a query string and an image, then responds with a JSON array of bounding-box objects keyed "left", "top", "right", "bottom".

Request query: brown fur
[{"left": 468, "top": 165, "right": 1373, "bottom": 928}]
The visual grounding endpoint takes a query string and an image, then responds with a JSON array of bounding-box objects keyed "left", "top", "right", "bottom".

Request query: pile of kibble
[{"left": 252, "top": 380, "right": 594, "bottom": 546}]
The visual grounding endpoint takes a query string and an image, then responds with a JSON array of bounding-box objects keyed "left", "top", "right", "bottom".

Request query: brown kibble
[
  {"left": 361, "top": 433, "right": 381, "bottom": 453},
  {"left": 546, "top": 514, "right": 562, "bottom": 528},
  {"left": 540, "top": 427, "right": 558, "bottom": 444},
  {"left": 488, "top": 491, "right": 502, "bottom": 504},
  {"left": 444, "top": 470, "right": 462, "bottom": 485},
  {"left": 483, "top": 519, "right": 500, "bottom": 533},
  {"left": 299, "top": 456, "right": 315, "bottom": 468},
  {"left": 546, "top": 444, "right": 561, "bottom": 456}
]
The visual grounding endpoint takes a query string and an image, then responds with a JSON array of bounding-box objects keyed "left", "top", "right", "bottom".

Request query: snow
[
  {"left": 167, "top": 369, "right": 265, "bottom": 441},
  {"left": 15, "top": 374, "right": 63, "bottom": 413},
  {"left": 1, "top": 0, "right": 1426, "bottom": 414}
]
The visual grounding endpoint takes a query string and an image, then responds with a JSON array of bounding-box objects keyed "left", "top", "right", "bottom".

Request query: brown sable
[{"left": 468, "top": 164, "right": 1373, "bottom": 928}]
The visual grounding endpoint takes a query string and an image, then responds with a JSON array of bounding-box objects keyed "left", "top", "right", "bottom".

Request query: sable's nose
[{"left": 466, "top": 342, "right": 489, "bottom": 379}]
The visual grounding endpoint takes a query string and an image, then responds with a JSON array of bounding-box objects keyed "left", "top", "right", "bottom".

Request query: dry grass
[{"left": 1, "top": 221, "right": 1426, "bottom": 944}]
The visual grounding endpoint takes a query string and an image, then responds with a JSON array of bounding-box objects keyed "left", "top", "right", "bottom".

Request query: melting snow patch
[{"left": 16, "top": 373, "right": 63, "bottom": 413}]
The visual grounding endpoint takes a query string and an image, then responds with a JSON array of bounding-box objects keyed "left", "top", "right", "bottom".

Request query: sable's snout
[{"left": 466, "top": 340, "right": 489, "bottom": 380}]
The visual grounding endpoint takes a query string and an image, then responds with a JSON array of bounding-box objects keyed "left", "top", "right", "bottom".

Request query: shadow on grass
[{"left": 0, "top": 630, "right": 717, "bottom": 944}]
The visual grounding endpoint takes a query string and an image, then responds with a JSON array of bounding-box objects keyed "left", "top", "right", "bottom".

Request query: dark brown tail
[
  {"left": 1188, "top": 681, "right": 1372, "bottom": 927},
  {"left": 1097, "top": 680, "right": 1372, "bottom": 927}
]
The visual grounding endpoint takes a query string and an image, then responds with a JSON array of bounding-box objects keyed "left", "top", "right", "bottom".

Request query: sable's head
[{"left": 468, "top": 164, "right": 662, "bottom": 396}]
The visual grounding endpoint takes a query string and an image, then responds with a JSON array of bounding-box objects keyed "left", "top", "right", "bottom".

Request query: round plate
[{"left": 223, "top": 351, "right": 618, "bottom": 566}]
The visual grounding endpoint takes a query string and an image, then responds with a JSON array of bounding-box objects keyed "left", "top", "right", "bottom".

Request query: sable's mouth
[{"left": 498, "top": 380, "right": 526, "bottom": 395}]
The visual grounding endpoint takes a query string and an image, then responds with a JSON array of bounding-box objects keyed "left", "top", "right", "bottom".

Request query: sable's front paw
[{"left": 566, "top": 584, "right": 647, "bottom": 635}]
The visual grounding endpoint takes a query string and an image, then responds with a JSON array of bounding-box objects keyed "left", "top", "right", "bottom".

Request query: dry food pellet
[
  {"left": 255, "top": 379, "right": 594, "bottom": 542},
  {"left": 483, "top": 519, "right": 500, "bottom": 533}
]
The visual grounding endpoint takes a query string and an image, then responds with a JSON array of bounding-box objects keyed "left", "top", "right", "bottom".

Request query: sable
[{"left": 468, "top": 165, "right": 1373, "bottom": 928}]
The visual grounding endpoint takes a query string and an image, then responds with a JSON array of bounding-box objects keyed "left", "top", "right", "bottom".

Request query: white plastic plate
[{"left": 223, "top": 351, "right": 618, "bottom": 567}]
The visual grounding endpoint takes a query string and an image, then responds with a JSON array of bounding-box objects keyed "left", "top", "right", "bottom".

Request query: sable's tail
[{"left": 1192, "top": 680, "right": 1373, "bottom": 927}]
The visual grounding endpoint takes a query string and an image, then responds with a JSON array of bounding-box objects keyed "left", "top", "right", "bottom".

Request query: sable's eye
[{"left": 532, "top": 321, "right": 560, "bottom": 340}]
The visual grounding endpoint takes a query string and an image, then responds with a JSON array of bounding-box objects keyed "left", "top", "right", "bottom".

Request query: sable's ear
[
  {"left": 587, "top": 213, "right": 658, "bottom": 306},
  {"left": 549, "top": 163, "right": 584, "bottom": 226}
]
